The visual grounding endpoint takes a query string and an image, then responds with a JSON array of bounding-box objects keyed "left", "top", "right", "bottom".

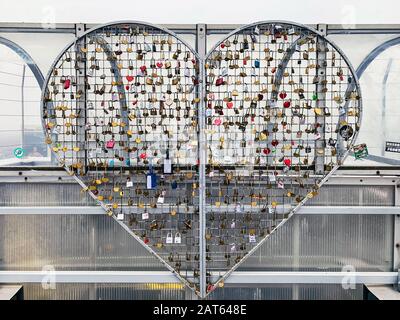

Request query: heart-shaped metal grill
[
  {"left": 41, "top": 21, "right": 362, "bottom": 298},
  {"left": 203, "top": 21, "right": 362, "bottom": 293},
  {"left": 42, "top": 21, "right": 202, "bottom": 292}
]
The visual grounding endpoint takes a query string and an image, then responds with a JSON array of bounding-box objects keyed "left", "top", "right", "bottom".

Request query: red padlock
[
  {"left": 283, "top": 100, "right": 291, "bottom": 108},
  {"left": 271, "top": 139, "right": 279, "bottom": 147},
  {"left": 140, "top": 65, "right": 147, "bottom": 73},
  {"left": 156, "top": 62, "right": 163, "bottom": 68},
  {"left": 279, "top": 91, "right": 287, "bottom": 99},
  {"left": 263, "top": 148, "right": 271, "bottom": 155},
  {"left": 284, "top": 158, "right": 291, "bottom": 166},
  {"left": 139, "top": 152, "right": 147, "bottom": 159},
  {"left": 215, "top": 77, "right": 224, "bottom": 86},
  {"left": 63, "top": 79, "right": 71, "bottom": 90},
  {"left": 226, "top": 101, "right": 233, "bottom": 109},
  {"left": 126, "top": 75, "right": 134, "bottom": 82}
]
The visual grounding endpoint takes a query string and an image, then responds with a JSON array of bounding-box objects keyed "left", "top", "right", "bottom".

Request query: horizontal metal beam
[
  {"left": 0, "top": 206, "right": 397, "bottom": 215},
  {"left": 1, "top": 23, "right": 400, "bottom": 32},
  {"left": 0, "top": 271, "right": 397, "bottom": 285},
  {"left": 225, "top": 271, "right": 399, "bottom": 285},
  {"left": 0, "top": 171, "right": 398, "bottom": 185}
]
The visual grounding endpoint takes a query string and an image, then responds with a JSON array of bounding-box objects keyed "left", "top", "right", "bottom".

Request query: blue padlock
[
  {"left": 146, "top": 164, "right": 157, "bottom": 190},
  {"left": 254, "top": 59, "right": 260, "bottom": 68}
]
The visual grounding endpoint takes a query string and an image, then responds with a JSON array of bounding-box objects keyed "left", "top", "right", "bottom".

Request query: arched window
[{"left": 0, "top": 37, "right": 49, "bottom": 166}]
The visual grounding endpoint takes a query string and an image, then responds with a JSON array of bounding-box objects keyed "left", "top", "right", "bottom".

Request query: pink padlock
[
  {"left": 213, "top": 118, "right": 222, "bottom": 126},
  {"left": 106, "top": 139, "right": 115, "bottom": 149}
]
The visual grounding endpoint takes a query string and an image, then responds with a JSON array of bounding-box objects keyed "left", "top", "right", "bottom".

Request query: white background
[{"left": 0, "top": 0, "right": 399, "bottom": 25}]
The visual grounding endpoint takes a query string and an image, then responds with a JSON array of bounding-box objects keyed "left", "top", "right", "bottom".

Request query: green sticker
[{"left": 14, "top": 147, "right": 25, "bottom": 158}]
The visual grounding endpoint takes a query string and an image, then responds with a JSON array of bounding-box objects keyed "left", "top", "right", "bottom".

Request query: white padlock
[
  {"left": 166, "top": 233, "right": 173, "bottom": 244},
  {"left": 174, "top": 232, "right": 182, "bottom": 244}
]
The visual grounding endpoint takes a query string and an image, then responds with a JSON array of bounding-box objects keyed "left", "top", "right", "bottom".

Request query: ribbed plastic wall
[
  {"left": 0, "top": 183, "right": 395, "bottom": 299},
  {"left": 0, "top": 214, "right": 165, "bottom": 271},
  {"left": 238, "top": 214, "right": 393, "bottom": 271},
  {"left": 20, "top": 283, "right": 362, "bottom": 300}
]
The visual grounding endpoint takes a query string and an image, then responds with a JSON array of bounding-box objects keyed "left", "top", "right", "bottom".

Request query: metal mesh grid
[
  {"left": 203, "top": 22, "right": 362, "bottom": 292},
  {"left": 40, "top": 20, "right": 362, "bottom": 298},
  {"left": 42, "top": 22, "right": 202, "bottom": 292}
]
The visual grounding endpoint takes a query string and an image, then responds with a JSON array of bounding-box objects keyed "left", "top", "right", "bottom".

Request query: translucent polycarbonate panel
[
  {"left": 307, "top": 185, "right": 394, "bottom": 206},
  {"left": 95, "top": 283, "right": 187, "bottom": 300},
  {"left": 0, "top": 183, "right": 395, "bottom": 271},
  {"left": 238, "top": 214, "right": 393, "bottom": 271},
  {"left": 0, "top": 214, "right": 165, "bottom": 271},
  {"left": 20, "top": 283, "right": 362, "bottom": 300},
  {"left": 207, "top": 284, "right": 363, "bottom": 300},
  {"left": 0, "top": 214, "right": 392, "bottom": 272},
  {"left": 0, "top": 183, "right": 95, "bottom": 206},
  {"left": 297, "top": 284, "right": 363, "bottom": 300},
  {"left": 327, "top": 33, "right": 400, "bottom": 166},
  {"left": 21, "top": 283, "right": 187, "bottom": 300}
]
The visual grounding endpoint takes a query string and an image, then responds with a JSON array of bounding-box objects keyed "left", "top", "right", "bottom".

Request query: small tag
[
  {"left": 249, "top": 234, "right": 257, "bottom": 243},
  {"left": 268, "top": 173, "right": 276, "bottom": 182},
  {"left": 142, "top": 212, "right": 149, "bottom": 220},
  {"left": 163, "top": 158, "right": 172, "bottom": 174},
  {"left": 117, "top": 213, "right": 124, "bottom": 220},
  {"left": 126, "top": 181, "right": 133, "bottom": 188}
]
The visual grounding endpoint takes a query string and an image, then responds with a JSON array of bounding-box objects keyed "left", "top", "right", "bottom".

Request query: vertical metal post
[
  {"left": 394, "top": 184, "right": 400, "bottom": 275},
  {"left": 292, "top": 215, "right": 300, "bottom": 300},
  {"left": 21, "top": 65, "right": 26, "bottom": 150},
  {"left": 381, "top": 59, "right": 392, "bottom": 156},
  {"left": 196, "top": 23, "right": 207, "bottom": 298},
  {"left": 75, "top": 23, "right": 87, "bottom": 173},
  {"left": 315, "top": 24, "right": 327, "bottom": 174},
  {"left": 89, "top": 217, "right": 97, "bottom": 300}
]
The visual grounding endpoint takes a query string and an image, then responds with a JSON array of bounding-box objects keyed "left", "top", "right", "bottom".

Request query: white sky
[{"left": 0, "top": 0, "right": 399, "bottom": 25}]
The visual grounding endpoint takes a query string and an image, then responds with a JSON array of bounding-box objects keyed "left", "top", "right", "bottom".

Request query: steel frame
[
  {"left": 0, "top": 205, "right": 397, "bottom": 215},
  {"left": 0, "top": 270, "right": 397, "bottom": 285},
  {"left": 1, "top": 21, "right": 400, "bottom": 296}
]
